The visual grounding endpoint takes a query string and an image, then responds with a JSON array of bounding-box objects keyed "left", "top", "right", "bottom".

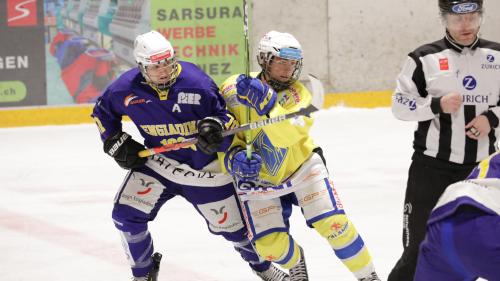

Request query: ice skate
[
  {"left": 254, "top": 263, "right": 290, "bottom": 281},
  {"left": 358, "top": 271, "right": 381, "bottom": 281},
  {"left": 131, "top": 252, "right": 162, "bottom": 281},
  {"left": 289, "top": 247, "right": 308, "bottom": 281}
]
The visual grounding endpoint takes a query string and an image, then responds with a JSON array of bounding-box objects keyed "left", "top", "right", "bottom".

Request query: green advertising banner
[{"left": 151, "top": 0, "right": 247, "bottom": 85}]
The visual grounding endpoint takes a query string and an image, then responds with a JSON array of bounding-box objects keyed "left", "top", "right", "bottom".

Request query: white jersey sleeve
[{"left": 391, "top": 57, "right": 438, "bottom": 122}]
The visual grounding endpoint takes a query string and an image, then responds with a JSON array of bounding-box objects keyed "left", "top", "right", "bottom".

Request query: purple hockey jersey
[
  {"left": 91, "top": 61, "right": 235, "bottom": 170},
  {"left": 429, "top": 152, "right": 500, "bottom": 224}
]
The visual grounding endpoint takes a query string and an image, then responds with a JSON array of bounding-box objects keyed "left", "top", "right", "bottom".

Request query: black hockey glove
[
  {"left": 196, "top": 117, "right": 224, "bottom": 155},
  {"left": 103, "top": 132, "right": 147, "bottom": 169}
]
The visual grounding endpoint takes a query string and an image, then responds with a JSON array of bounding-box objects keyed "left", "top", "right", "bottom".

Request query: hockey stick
[
  {"left": 138, "top": 74, "right": 324, "bottom": 158},
  {"left": 242, "top": 0, "right": 253, "bottom": 158},
  {"left": 137, "top": 104, "right": 318, "bottom": 158},
  {"left": 308, "top": 73, "right": 325, "bottom": 109}
]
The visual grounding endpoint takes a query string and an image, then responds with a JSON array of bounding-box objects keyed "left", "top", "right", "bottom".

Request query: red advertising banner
[{"left": 7, "top": 0, "right": 38, "bottom": 27}]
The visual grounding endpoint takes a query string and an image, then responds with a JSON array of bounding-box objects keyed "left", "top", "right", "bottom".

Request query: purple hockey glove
[
  {"left": 236, "top": 74, "right": 277, "bottom": 115},
  {"left": 228, "top": 149, "right": 262, "bottom": 181}
]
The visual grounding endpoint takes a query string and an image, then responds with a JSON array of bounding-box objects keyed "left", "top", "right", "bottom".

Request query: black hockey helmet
[{"left": 439, "top": 0, "right": 483, "bottom": 15}]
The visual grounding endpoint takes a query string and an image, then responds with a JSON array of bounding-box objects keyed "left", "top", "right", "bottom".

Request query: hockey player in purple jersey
[
  {"left": 414, "top": 152, "right": 500, "bottom": 281},
  {"left": 91, "top": 30, "right": 288, "bottom": 281}
]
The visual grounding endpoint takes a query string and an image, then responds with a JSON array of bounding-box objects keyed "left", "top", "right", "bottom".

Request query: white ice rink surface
[{"left": 0, "top": 107, "right": 417, "bottom": 280}]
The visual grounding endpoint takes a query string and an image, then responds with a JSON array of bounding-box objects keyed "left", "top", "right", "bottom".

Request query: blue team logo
[
  {"left": 463, "top": 75, "right": 477, "bottom": 90},
  {"left": 487, "top": 55, "right": 495, "bottom": 63},
  {"left": 253, "top": 131, "right": 288, "bottom": 176},
  {"left": 452, "top": 3, "right": 479, "bottom": 14}
]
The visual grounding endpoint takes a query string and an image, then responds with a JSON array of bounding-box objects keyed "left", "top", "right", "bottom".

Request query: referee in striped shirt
[{"left": 389, "top": 0, "right": 500, "bottom": 280}]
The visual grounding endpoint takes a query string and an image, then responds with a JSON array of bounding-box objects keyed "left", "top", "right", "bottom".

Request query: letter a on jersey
[{"left": 172, "top": 104, "right": 182, "bottom": 113}]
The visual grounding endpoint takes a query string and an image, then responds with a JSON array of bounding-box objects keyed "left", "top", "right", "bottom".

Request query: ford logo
[{"left": 452, "top": 3, "right": 479, "bottom": 14}]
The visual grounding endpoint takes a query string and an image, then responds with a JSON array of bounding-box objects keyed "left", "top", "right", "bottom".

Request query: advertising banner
[
  {"left": 149, "top": 0, "right": 246, "bottom": 85},
  {"left": 0, "top": 0, "right": 46, "bottom": 107},
  {"left": 0, "top": 0, "right": 248, "bottom": 109}
]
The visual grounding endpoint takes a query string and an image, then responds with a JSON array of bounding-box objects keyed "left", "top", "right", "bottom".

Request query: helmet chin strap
[
  {"left": 148, "top": 79, "right": 169, "bottom": 91},
  {"left": 137, "top": 69, "right": 171, "bottom": 101},
  {"left": 149, "top": 83, "right": 169, "bottom": 100}
]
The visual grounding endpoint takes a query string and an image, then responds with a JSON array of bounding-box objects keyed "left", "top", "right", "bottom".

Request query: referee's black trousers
[{"left": 388, "top": 153, "right": 476, "bottom": 281}]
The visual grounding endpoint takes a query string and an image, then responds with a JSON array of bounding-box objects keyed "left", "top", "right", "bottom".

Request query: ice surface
[{"left": 0, "top": 107, "right": 417, "bottom": 280}]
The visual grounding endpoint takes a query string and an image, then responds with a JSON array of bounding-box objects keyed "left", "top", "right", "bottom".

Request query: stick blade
[{"left": 308, "top": 74, "right": 325, "bottom": 109}]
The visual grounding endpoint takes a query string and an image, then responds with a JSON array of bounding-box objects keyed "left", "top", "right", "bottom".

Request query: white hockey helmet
[
  {"left": 257, "top": 31, "right": 303, "bottom": 91},
  {"left": 133, "top": 30, "right": 178, "bottom": 89}
]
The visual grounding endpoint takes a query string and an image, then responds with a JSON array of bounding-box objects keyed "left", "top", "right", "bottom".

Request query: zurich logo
[
  {"left": 452, "top": 3, "right": 479, "bottom": 14},
  {"left": 463, "top": 75, "right": 477, "bottom": 90},
  {"left": 487, "top": 55, "right": 495, "bottom": 63}
]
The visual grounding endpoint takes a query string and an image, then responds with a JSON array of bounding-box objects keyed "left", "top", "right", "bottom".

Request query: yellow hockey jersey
[{"left": 219, "top": 73, "right": 316, "bottom": 186}]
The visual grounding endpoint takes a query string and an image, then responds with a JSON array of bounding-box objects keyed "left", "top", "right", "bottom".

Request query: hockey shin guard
[
  {"left": 233, "top": 238, "right": 271, "bottom": 272},
  {"left": 254, "top": 232, "right": 302, "bottom": 269},
  {"left": 313, "top": 214, "right": 375, "bottom": 279}
]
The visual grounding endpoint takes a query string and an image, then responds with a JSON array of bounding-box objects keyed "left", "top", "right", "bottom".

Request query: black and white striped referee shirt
[{"left": 392, "top": 34, "right": 500, "bottom": 164}]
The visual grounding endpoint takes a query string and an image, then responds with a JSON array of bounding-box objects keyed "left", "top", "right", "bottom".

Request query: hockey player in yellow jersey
[{"left": 219, "top": 30, "right": 381, "bottom": 281}]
